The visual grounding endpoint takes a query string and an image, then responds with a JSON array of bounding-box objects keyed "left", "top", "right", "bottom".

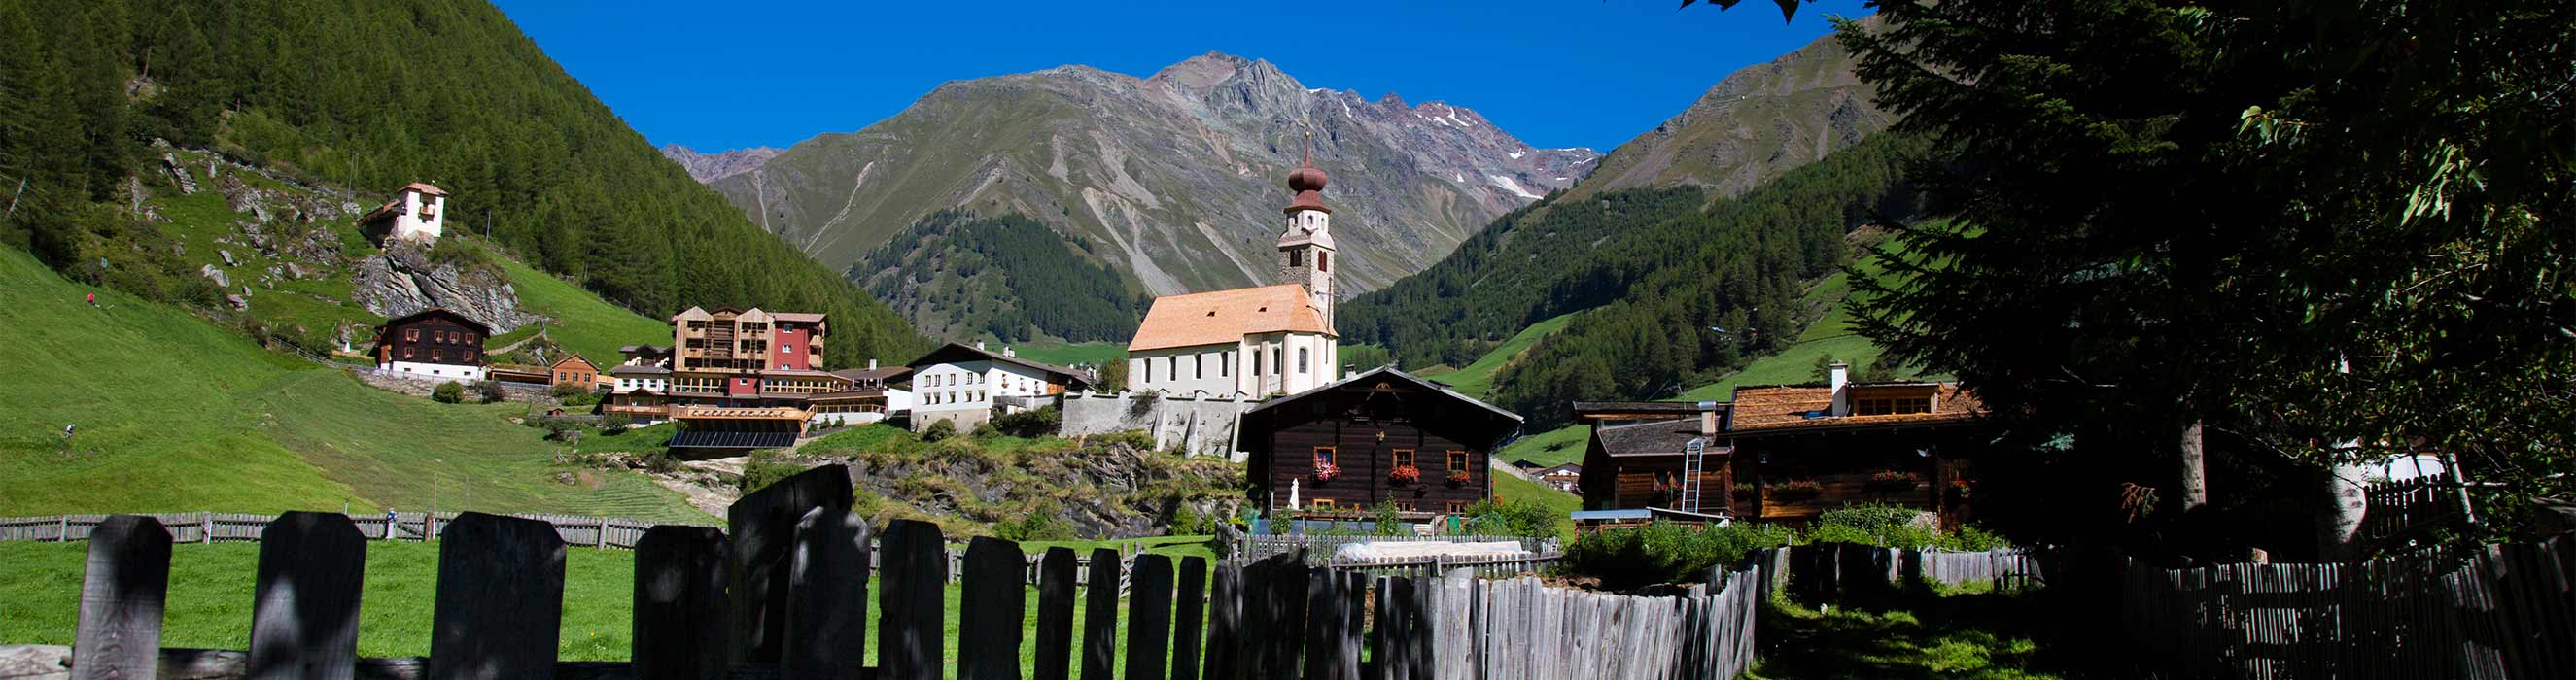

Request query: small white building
[
  {"left": 1127, "top": 156, "right": 1340, "bottom": 397},
  {"left": 360, "top": 182, "right": 449, "bottom": 246},
  {"left": 907, "top": 342, "right": 1095, "bottom": 432}
]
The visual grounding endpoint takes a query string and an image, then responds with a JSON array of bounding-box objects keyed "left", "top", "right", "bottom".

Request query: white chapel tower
[{"left": 1277, "top": 153, "right": 1337, "bottom": 328}]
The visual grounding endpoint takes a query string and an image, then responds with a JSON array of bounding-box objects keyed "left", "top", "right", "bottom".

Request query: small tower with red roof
[{"left": 1277, "top": 134, "right": 1338, "bottom": 328}]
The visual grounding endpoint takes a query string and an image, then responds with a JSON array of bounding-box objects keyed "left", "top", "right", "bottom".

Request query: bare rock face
[
  {"left": 660, "top": 144, "right": 782, "bottom": 183},
  {"left": 161, "top": 153, "right": 198, "bottom": 194},
  {"left": 212, "top": 173, "right": 274, "bottom": 223},
  {"left": 353, "top": 242, "right": 541, "bottom": 333},
  {"left": 199, "top": 263, "right": 229, "bottom": 289}
]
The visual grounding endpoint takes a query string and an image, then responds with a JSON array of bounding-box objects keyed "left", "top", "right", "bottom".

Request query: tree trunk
[
  {"left": 2177, "top": 421, "right": 2208, "bottom": 513},
  {"left": 2316, "top": 459, "right": 2369, "bottom": 561}
]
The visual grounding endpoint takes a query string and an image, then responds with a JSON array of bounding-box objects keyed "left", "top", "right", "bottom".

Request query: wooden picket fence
[
  {"left": 1236, "top": 534, "right": 1555, "bottom": 561},
  {"left": 2118, "top": 535, "right": 2576, "bottom": 679},
  {"left": 1316, "top": 553, "right": 1566, "bottom": 579},
  {"left": 34, "top": 464, "right": 1776, "bottom": 680},
  {"left": 1781, "top": 543, "right": 2044, "bottom": 602},
  {"left": 0, "top": 511, "right": 685, "bottom": 550}
]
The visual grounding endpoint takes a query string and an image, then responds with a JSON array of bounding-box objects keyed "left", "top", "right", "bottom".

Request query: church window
[
  {"left": 1298, "top": 348, "right": 1309, "bottom": 374},
  {"left": 1319, "top": 252, "right": 1329, "bottom": 272},
  {"left": 1144, "top": 359, "right": 1154, "bottom": 384},
  {"left": 1221, "top": 351, "right": 1231, "bottom": 377},
  {"left": 1272, "top": 348, "right": 1283, "bottom": 374},
  {"left": 1254, "top": 350, "right": 1265, "bottom": 376},
  {"left": 1289, "top": 251, "right": 1303, "bottom": 267}
]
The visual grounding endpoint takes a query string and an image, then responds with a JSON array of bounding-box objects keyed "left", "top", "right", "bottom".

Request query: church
[{"left": 1125, "top": 156, "right": 1340, "bottom": 397}]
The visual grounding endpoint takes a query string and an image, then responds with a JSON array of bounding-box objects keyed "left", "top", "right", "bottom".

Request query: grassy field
[
  {"left": 1003, "top": 340, "right": 1126, "bottom": 369},
  {"left": 1491, "top": 470, "right": 1581, "bottom": 538},
  {"left": 1493, "top": 423, "right": 1592, "bottom": 469},
  {"left": 492, "top": 255, "right": 673, "bottom": 364},
  {"left": 0, "top": 247, "right": 705, "bottom": 522},
  {"left": 0, "top": 540, "right": 1177, "bottom": 674},
  {"left": 1425, "top": 312, "right": 1576, "bottom": 399}
]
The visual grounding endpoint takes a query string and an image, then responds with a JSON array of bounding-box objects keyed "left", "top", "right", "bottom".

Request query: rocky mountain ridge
[
  {"left": 660, "top": 144, "right": 782, "bottom": 183},
  {"left": 671, "top": 52, "right": 1598, "bottom": 315},
  {"left": 1568, "top": 17, "right": 1892, "bottom": 200}
]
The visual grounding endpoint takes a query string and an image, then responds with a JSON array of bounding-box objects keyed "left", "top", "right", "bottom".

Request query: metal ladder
[{"left": 1680, "top": 437, "right": 1707, "bottom": 513}]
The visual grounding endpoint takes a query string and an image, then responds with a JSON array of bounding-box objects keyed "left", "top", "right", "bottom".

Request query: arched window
[
  {"left": 1318, "top": 252, "right": 1329, "bottom": 272},
  {"left": 1298, "top": 348, "right": 1309, "bottom": 374},
  {"left": 1289, "top": 251, "right": 1303, "bottom": 267}
]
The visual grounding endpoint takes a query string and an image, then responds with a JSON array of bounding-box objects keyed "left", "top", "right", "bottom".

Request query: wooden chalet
[
  {"left": 549, "top": 354, "right": 603, "bottom": 390},
  {"left": 372, "top": 308, "right": 492, "bottom": 382},
  {"left": 1576, "top": 364, "right": 1991, "bottom": 528},
  {"left": 1240, "top": 367, "right": 1522, "bottom": 519}
]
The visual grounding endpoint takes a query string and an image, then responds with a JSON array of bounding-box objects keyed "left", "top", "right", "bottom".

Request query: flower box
[
  {"left": 1389, "top": 465, "right": 1421, "bottom": 484},
  {"left": 1445, "top": 470, "right": 1473, "bottom": 485},
  {"left": 1770, "top": 479, "right": 1824, "bottom": 502}
]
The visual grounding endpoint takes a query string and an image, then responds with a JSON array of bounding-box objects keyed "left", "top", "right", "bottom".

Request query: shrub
[
  {"left": 431, "top": 381, "right": 465, "bottom": 403},
  {"left": 739, "top": 450, "right": 803, "bottom": 493},
  {"left": 476, "top": 380, "right": 508, "bottom": 403},
  {"left": 1460, "top": 498, "right": 1557, "bottom": 537},
  {"left": 1372, "top": 502, "right": 1407, "bottom": 536},
  {"left": 601, "top": 413, "right": 633, "bottom": 435},
  {"left": 992, "top": 406, "right": 1062, "bottom": 438},
  {"left": 1564, "top": 522, "right": 1794, "bottom": 590},
  {"left": 921, "top": 419, "right": 957, "bottom": 442},
  {"left": 995, "top": 513, "right": 1075, "bottom": 541},
  {"left": 969, "top": 421, "right": 1002, "bottom": 439},
  {"left": 548, "top": 382, "right": 591, "bottom": 399}
]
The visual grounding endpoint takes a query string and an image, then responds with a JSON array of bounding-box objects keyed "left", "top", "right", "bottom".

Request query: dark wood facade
[
  {"left": 1575, "top": 387, "right": 1991, "bottom": 529},
  {"left": 1240, "top": 368, "right": 1522, "bottom": 518},
  {"left": 373, "top": 309, "right": 490, "bottom": 368}
]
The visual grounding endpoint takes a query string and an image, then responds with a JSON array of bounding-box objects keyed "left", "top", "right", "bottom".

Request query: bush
[
  {"left": 549, "top": 382, "right": 592, "bottom": 399},
  {"left": 1564, "top": 522, "right": 1794, "bottom": 591},
  {"left": 739, "top": 450, "right": 803, "bottom": 493},
  {"left": 995, "top": 513, "right": 1076, "bottom": 541},
  {"left": 431, "top": 381, "right": 465, "bottom": 403},
  {"left": 992, "top": 406, "right": 1062, "bottom": 438},
  {"left": 476, "top": 380, "right": 508, "bottom": 403},
  {"left": 969, "top": 421, "right": 1002, "bottom": 439},
  {"left": 921, "top": 419, "right": 957, "bottom": 442},
  {"left": 1460, "top": 498, "right": 1558, "bottom": 537},
  {"left": 1801, "top": 502, "right": 2011, "bottom": 551},
  {"left": 600, "top": 413, "right": 633, "bottom": 435}
]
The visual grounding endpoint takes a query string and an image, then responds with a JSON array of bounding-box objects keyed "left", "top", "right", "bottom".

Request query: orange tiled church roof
[{"left": 1129, "top": 284, "right": 1335, "bottom": 352}]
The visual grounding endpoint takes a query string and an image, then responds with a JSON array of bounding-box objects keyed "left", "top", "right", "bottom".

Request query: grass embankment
[
  {"left": 0, "top": 540, "right": 1189, "bottom": 674},
  {"left": 0, "top": 247, "right": 705, "bottom": 522},
  {"left": 1003, "top": 341, "right": 1125, "bottom": 370},
  {"left": 492, "top": 255, "right": 672, "bottom": 364},
  {"left": 1752, "top": 587, "right": 2087, "bottom": 680},
  {"left": 1424, "top": 311, "right": 1576, "bottom": 399},
  {"left": 1490, "top": 471, "right": 1581, "bottom": 539}
]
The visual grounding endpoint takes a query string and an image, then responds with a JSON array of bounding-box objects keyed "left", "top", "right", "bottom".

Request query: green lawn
[
  {"left": 493, "top": 255, "right": 673, "bottom": 365},
  {"left": 1426, "top": 312, "right": 1577, "bottom": 399},
  {"left": 0, "top": 540, "right": 1179, "bottom": 675},
  {"left": 1003, "top": 340, "right": 1125, "bottom": 370},
  {"left": 0, "top": 247, "right": 705, "bottom": 523},
  {"left": 1494, "top": 423, "right": 1592, "bottom": 469},
  {"left": 1752, "top": 588, "right": 2089, "bottom": 679},
  {"left": 1491, "top": 469, "right": 1581, "bottom": 539},
  {"left": 1017, "top": 535, "right": 1221, "bottom": 563}
]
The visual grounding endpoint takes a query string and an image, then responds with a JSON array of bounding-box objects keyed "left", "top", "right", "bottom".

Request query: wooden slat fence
[
  {"left": 1781, "top": 543, "right": 2042, "bottom": 600},
  {"left": 24, "top": 463, "right": 1789, "bottom": 680},
  {"left": 1316, "top": 553, "right": 1567, "bottom": 579},
  {"left": 0, "top": 511, "right": 684, "bottom": 550},
  {"left": 2119, "top": 535, "right": 2576, "bottom": 680}
]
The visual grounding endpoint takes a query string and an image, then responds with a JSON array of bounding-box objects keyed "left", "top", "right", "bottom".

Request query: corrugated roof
[
  {"left": 1592, "top": 418, "right": 1722, "bottom": 458},
  {"left": 1129, "top": 284, "right": 1335, "bottom": 352}
]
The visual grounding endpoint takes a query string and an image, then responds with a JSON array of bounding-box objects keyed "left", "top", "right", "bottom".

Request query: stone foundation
[{"left": 1061, "top": 391, "right": 1252, "bottom": 459}]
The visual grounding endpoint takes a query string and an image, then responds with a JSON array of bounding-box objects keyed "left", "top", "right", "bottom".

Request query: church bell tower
[{"left": 1278, "top": 141, "right": 1337, "bottom": 328}]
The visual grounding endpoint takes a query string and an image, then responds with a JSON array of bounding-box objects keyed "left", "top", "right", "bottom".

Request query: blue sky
[{"left": 493, "top": 0, "right": 1872, "bottom": 153}]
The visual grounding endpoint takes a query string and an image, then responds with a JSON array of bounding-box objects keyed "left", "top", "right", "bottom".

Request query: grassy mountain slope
[
  {"left": 0, "top": 247, "right": 707, "bottom": 522},
  {"left": 1424, "top": 311, "right": 1577, "bottom": 399},
  {"left": 0, "top": 0, "right": 926, "bottom": 367},
  {"left": 853, "top": 211, "right": 1144, "bottom": 344},
  {"left": 1568, "top": 17, "right": 1890, "bottom": 201},
  {"left": 494, "top": 255, "right": 674, "bottom": 364}
]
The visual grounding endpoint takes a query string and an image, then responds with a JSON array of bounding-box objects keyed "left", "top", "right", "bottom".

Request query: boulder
[
  {"left": 199, "top": 263, "right": 228, "bottom": 289},
  {"left": 162, "top": 153, "right": 198, "bottom": 194},
  {"left": 353, "top": 242, "right": 540, "bottom": 333},
  {"left": 219, "top": 249, "right": 236, "bottom": 266}
]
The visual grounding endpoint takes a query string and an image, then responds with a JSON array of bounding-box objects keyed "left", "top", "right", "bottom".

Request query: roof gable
[
  {"left": 1245, "top": 366, "right": 1521, "bottom": 424},
  {"left": 380, "top": 308, "right": 492, "bottom": 334},
  {"left": 905, "top": 343, "right": 1095, "bottom": 387},
  {"left": 1130, "top": 284, "right": 1334, "bottom": 352}
]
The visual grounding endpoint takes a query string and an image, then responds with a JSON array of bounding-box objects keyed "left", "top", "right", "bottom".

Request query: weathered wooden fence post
[
  {"left": 1034, "top": 547, "right": 1080, "bottom": 680},
  {"left": 632, "top": 525, "right": 729, "bottom": 680},
  {"left": 783, "top": 508, "right": 870, "bottom": 680},
  {"left": 71, "top": 515, "right": 171, "bottom": 680},
  {"left": 1081, "top": 548, "right": 1121, "bottom": 680},
  {"left": 426, "top": 512, "right": 567, "bottom": 680},
  {"left": 878, "top": 519, "right": 947, "bottom": 680},
  {"left": 958, "top": 536, "right": 1027, "bottom": 680},
  {"left": 1124, "top": 554, "right": 1174, "bottom": 680},
  {"left": 1301, "top": 568, "right": 1344, "bottom": 680},
  {"left": 725, "top": 464, "right": 853, "bottom": 667},
  {"left": 247, "top": 511, "right": 366, "bottom": 680},
  {"left": 1200, "top": 561, "right": 1241, "bottom": 680},
  {"left": 1171, "top": 556, "right": 1208, "bottom": 680}
]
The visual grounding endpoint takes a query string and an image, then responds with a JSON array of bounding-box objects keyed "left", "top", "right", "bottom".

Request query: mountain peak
[
  {"left": 1149, "top": 51, "right": 1258, "bottom": 89},
  {"left": 659, "top": 144, "right": 783, "bottom": 183}
]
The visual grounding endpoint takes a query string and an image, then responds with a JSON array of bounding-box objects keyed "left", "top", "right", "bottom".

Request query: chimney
[
  {"left": 1828, "top": 361, "right": 1851, "bottom": 417},
  {"left": 867, "top": 358, "right": 878, "bottom": 371},
  {"left": 975, "top": 341, "right": 987, "bottom": 351},
  {"left": 1003, "top": 347, "right": 1017, "bottom": 357},
  {"left": 1697, "top": 400, "right": 1720, "bottom": 435}
]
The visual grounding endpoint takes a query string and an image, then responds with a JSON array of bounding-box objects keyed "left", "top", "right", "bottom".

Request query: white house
[
  {"left": 907, "top": 342, "right": 1095, "bottom": 432},
  {"left": 360, "top": 182, "right": 449, "bottom": 246},
  {"left": 1127, "top": 157, "right": 1339, "bottom": 397}
]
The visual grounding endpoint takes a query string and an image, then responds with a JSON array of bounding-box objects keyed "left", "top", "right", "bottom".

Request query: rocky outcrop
[
  {"left": 660, "top": 144, "right": 782, "bottom": 183},
  {"left": 353, "top": 242, "right": 540, "bottom": 332}
]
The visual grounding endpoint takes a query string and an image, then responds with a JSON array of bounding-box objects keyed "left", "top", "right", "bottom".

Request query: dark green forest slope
[
  {"left": 1341, "top": 134, "right": 1924, "bottom": 427},
  {"left": 0, "top": 0, "right": 926, "bottom": 364},
  {"left": 853, "top": 210, "right": 1145, "bottom": 344}
]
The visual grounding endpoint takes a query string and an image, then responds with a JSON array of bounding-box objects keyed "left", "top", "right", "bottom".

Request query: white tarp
[{"left": 1334, "top": 540, "right": 1528, "bottom": 561}]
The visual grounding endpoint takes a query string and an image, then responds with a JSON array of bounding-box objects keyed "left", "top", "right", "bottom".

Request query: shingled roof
[
  {"left": 1726, "top": 383, "right": 1985, "bottom": 434},
  {"left": 1129, "top": 284, "right": 1335, "bottom": 352},
  {"left": 1592, "top": 417, "right": 1725, "bottom": 458}
]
